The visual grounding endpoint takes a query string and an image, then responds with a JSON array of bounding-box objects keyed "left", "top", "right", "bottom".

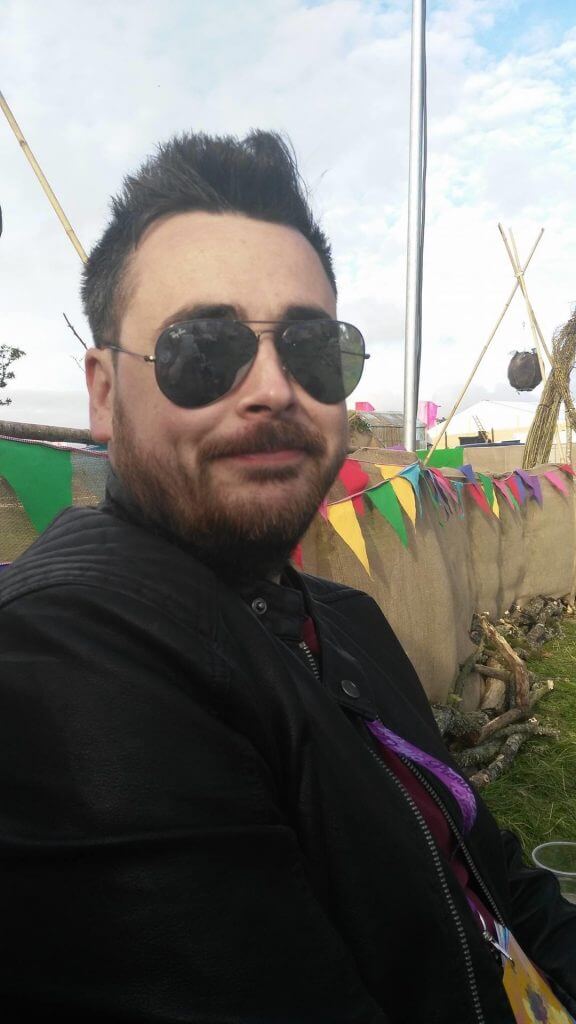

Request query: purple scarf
[{"left": 367, "top": 719, "right": 477, "bottom": 835}]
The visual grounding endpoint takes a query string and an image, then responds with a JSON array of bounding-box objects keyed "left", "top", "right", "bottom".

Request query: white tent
[{"left": 428, "top": 400, "right": 540, "bottom": 446}]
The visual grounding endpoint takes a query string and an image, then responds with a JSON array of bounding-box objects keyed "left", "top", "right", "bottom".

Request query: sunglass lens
[
  {"left": 154, "top": 321, "right": 258, "bottom": 408},
  {"left": 280, "top": 322, "right": 366, "bottom": 403}
]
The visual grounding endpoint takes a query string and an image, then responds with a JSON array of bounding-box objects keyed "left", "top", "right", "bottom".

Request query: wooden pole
[
  {"left": 424, "top": 227, "right": 544, "bottom": 462},
  {"left": 503, "top": 228, "right": 565, "bottom": 462},
  {"left": 0, "top": 420, "right": 92, "bottom": 444},
  {"left": 0, "top": 89, "right": 87, "bottom": 263}
]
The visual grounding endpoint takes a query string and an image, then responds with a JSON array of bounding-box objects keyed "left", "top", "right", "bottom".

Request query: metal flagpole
[{"left": 402, "top": 0, "right": 427, "bottom": 452}]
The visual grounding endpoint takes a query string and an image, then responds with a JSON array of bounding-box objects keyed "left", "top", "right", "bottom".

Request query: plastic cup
[{"left": 532, "top": 842, "right": 576, "bottom": 904}]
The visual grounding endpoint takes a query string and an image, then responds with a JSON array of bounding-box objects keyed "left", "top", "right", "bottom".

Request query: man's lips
[{"left": 220, "top": 449, "right": 306, "bottom": 465}]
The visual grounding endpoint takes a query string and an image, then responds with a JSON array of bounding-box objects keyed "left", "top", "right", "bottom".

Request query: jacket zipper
[
  {"left": 303, "top": 645, "right": 487, "bottom": 1020},
  {"left": 363, "top": 738, "right": 487, "bottom": 1024},
  {"left": 400, "top": 755, "right": 506, "bottom": 928},
  {"left": 299, "top": 639, "right": 320, "bottom": 680}
]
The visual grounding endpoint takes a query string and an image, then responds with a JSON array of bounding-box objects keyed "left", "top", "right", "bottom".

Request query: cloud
[{"left": 0, "top": 0, "right": 575, "bottom": 428}]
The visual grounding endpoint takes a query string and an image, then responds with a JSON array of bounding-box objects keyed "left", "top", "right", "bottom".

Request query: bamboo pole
[
  {"left": 0, "top": 89, "right": 87, "bottom": 263},
  {"left": 424, "top": 228, "right": 544, "bottom": 462},
  {"left": 502, "top": 227, "right": 565, "bottom": 462}
]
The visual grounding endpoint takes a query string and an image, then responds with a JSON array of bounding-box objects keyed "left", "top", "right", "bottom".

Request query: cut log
[
  {"left": 469, "top": 733, "right": 528, "bottom": 788},
  {"left": 480, "top": 677, "right": 507, "bottom": 714},
  {"left": 479, "top": 617, "right": 530, "bottom": 710},
  {"left": 474, "top": 664, "right": 511, "bottom": 684},
  {"left": 476, "top": 679, "right": 554, "bottom": 744}
]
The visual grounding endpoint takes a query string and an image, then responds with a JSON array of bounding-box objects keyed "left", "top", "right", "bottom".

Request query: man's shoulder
[
  {"left": 0, "top": 505, "right": 180, "bottom": 608},
  {"left": 298, "top": 570, "right": 375, "bottom": 608}
]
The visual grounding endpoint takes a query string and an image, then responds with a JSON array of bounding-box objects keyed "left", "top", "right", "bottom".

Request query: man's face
[{"left": 86, "top": 211, "right": 348, "bottom": 579}]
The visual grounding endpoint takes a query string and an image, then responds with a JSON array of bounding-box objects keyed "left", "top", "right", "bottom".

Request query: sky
[{"left": 1, "top": 0, "right": 575, "bottom": 428}]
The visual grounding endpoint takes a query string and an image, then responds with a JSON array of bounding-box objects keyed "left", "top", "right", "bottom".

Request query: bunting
[
  {"left": 543, "top": 471, "right": 569, "bottom": 496},
  {"left": 377, "top": 466, "right": 416, "bottom": 526},
  {"left": 367, "top": 476, "right": 408, "bottom": 548},
  {"left": 322, "top": 455, "right": 575, "bottom": 560},
  {"left": 327, "top": 500, "right": 371, "bottom": 575}
]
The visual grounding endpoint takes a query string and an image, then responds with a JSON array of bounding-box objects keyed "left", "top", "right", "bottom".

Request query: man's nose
[{"left": 235, "top": 334, "right": 297, "bottom": 416}]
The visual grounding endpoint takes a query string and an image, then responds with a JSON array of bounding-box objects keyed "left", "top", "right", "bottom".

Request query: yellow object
[
  {"left": 327, "top": 500, "right": 371, "bottom": 576},
  {"left": 500, "top": 929, "right": 574, "bottom": 1022}
]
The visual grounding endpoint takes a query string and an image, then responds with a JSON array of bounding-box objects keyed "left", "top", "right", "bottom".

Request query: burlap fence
[
  {"left": 301, "top": 451, "right": 576, "bottom": 706},
  {"left": 1, "top": 439, "right": 574, "bottom": 707}
]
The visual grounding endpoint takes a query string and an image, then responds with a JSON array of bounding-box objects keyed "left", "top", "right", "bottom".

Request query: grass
[{"left": 482, "top": 618, "right": 576, "bottom": 858}]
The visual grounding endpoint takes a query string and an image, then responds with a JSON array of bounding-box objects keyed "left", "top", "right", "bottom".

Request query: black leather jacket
[{"left": 0, "top": 481, "right": 574, "bottom": 1022}]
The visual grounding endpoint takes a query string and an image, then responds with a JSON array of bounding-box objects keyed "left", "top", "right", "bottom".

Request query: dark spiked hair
[{"left": 81, "top": 130, "right": 336, "bottom": 346}]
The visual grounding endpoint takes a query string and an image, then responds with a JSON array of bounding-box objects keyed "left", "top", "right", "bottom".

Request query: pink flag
[
  {"left": 355, "top": 401, "right": 375, "bottom": 412},
  {"left": 418, "top": 401, "right": 440, "bottom": 429},
  {"left": 544, "top": 471, "right": 569, "bottom": 496}
]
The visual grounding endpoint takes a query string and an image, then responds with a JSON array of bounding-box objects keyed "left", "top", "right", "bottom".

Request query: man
[{"left": 0, "top": 131, "right": 574, "bottom": 1023}]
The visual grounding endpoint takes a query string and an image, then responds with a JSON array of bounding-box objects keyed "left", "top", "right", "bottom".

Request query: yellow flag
[
  {"left": 377, "top": 464, "right": 401, "bottom": 482},
  {"left": 391, "top": 478, "right": 417, "bottom": 526},
  {"left": 327, "top": 500, "right": 371, "bottom": 576},
  {"left": 492, "top": 491, "right": 500, "bottom": 518}
]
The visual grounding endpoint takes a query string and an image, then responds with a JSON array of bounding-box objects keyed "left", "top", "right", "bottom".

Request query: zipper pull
[{"left": 478, "top": 914, "right": 515, "bottom": 964}]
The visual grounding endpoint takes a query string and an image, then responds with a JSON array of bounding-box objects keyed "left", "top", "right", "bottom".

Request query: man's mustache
[{"left": 199, "top": 421, "right": 326, "bottom": 460}]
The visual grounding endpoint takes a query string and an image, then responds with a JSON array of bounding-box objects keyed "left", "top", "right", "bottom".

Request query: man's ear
[{"left": 85, "top": 347, "right": 115, "bottom": 443}]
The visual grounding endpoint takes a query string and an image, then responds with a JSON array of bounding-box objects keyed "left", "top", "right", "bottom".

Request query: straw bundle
[{"left": 522, "top": 312, "right": 576, "bottom": 469}]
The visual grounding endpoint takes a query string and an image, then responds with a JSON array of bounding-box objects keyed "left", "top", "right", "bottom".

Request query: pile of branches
[
  {"left": 523, "top": 311, "right": 576, "bottom": 469},
  {"left": 433, "top": 597, "right": 568, "bottom": 787}
]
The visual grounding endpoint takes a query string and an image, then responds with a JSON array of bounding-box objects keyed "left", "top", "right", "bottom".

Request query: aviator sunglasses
[{"left": 103, "top": 319, "right": 370, "bottom": 409}]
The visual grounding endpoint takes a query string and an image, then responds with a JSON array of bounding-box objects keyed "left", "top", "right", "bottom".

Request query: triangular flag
[
  {"left": 467, "top": 482, "right": 492, "bottom": 515},
  {"left": 291, "top": 543, "right": 304, "bottom": 568},
  {"left": 338, "top": 459, "right": 370, "bottom": 516},
  {"left": 512, "top": 472, "right": 528, "bottom": 504},
  {"left": 327, "top": 500, "right": 371, "bottom": 574},
  {"left": 494, "top": 478, "right": 516, "bottom": 510},
  {"left": 515, "top": 469, "right": 543, "bottom": 506},
  {"left": 457, "top": 464, "right": 477, "bottom": 485},
  {"left": 477, "top": 473, "right": 495, "bottom": 510},
  {"left": 421, "top": 471, "right": 451, "bottom": 525},
  {"left": 452, "top": 480, "right": 466, "bottom": 517},
  {"left": 400, "top": 463, "right": 423, "bottom": 516},
  {"left": 429, "top": 467, "right": 457, "bottom": 504},
  {"left": 377, "top": 464, "right": 402, "bottom": 482},
  {"left": 367, "top": 482, "right": 408, "bottom": 548},
  {"left": 506, "top": 475, "right": 523, "bottom": 505},
  {"left": 391, "top": 477, "right": 417, "bottom": 526},
  {"left": 559, "top": 464, "right": 576, "bottom": 476},
  {"left": 544, "top": 470, "right": 569, "bottom": 496},
  {"left": 491, "top": 491, "right": 500, "bottom": 518},
  {"left": 529, "top": 475, "right": 543, "bottom": 506}
]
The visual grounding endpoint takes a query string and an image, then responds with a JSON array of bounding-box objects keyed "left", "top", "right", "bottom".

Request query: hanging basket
[{"left": 507, "top": 350, "right": 542, "bottom": 392}]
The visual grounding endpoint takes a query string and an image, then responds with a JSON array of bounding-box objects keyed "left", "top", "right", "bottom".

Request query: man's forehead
[{"left": 123, "top": 210, "right": 336, "bottom": 330}]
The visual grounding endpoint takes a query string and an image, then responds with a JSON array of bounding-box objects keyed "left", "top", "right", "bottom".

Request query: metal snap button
[
  {"left": 340, "top": 679, "right": 360, "bottom": 699},
  {"left": 252, "top": 597, "right": 267, "bottom": 615}
]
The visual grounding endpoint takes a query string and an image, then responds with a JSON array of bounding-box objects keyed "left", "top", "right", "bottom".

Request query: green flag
[
  {"left": 366, "top": 481, "right": 408, "bottom": 547},
  {"left": 0, "top": 439, "right": 73, "bottom": 532}
]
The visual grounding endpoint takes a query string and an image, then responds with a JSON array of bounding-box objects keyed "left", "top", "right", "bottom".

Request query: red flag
[
  {"left": 467, "top": 482, "right": 492, "bottom": 515},
  {"left": 506, "top": 476, "right": 523, "bottom": 504},
  {"left": 291, "top": 542, "right": 304, "bottom": 568},
  {"left": 338, "top": 459, "right": 371, "bottom": 516}
]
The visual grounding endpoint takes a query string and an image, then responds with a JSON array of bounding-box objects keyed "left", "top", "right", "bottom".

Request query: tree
[{"left": 0, "top": 345, "right": 25, "bottom": 407}]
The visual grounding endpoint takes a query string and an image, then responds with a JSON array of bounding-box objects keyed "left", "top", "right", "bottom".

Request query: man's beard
[{"left": 112, "top": 401, "right": 347, "bottom": 582}]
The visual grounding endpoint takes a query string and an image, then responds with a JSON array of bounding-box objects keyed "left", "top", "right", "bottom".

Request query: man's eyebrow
[
  {"left": 157, "top": 303, "right": 332, "bottom": 334},
  {"left": 157, "top": 304, "right": 243, "bottom": 333},
  {"left": 280, "top": 305, "right": 332, "bottom": 322}
]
